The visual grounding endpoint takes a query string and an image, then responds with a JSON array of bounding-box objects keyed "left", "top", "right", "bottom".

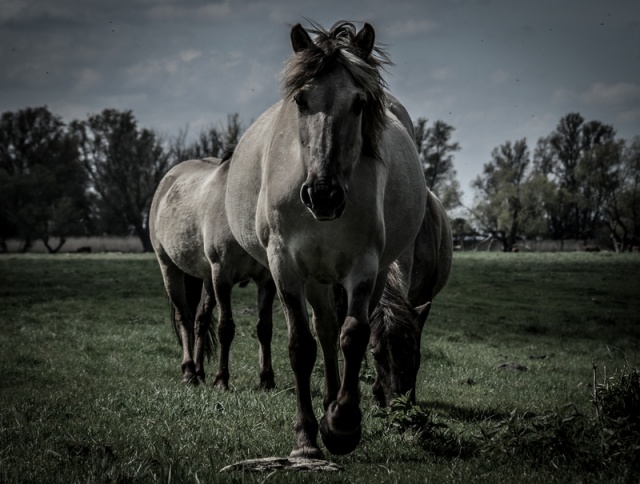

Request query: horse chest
[
  {"left": 294, "top": 244, "right": 352, "bottom": 283},
  {"left": 278, "top": 227, "right": 368, "bottom": 283}
]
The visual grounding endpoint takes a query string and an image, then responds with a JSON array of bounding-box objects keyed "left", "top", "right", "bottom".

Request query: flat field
[{"left": 0, "top": 252, "right": 638, "bottom": 482}]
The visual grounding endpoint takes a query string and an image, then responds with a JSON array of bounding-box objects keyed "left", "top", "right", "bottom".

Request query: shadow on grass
[{"left": 420, "top": 399, "right": 512, "bottom": 423}]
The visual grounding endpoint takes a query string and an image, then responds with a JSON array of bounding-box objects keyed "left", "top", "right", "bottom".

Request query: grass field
[{"left": 0, "top": 252, "right": 638, "bottom": 482}]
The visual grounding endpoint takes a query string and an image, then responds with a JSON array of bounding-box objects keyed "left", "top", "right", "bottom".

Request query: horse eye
[
  {"left": 352, "top": 96, "right": 366, "bottom": 115},
  {"left": 293, "top": 93, "right": 308, "bottom": 110}
]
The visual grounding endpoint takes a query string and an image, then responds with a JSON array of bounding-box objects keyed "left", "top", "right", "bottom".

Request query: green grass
[{"left": 0, "top": 252, "right": 639, "bottom": 482}]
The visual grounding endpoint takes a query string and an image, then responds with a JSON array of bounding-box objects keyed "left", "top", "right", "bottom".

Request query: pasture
[{"left": 0, "top": 252, "right": 638, "bottom": 482}]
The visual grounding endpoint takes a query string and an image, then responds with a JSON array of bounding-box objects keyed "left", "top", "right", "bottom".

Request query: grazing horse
[
  {"left": 370, "top": 189, "right": 453, "bottom": 407},
  {"left": 149, "top": 157, "right": 276, "bottom": 389},
  {"left": 225, "top": 21, "right": 427, "bottom": 458}
]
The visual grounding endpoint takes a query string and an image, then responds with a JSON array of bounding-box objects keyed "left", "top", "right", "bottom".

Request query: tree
[
  {"left": 71, "top": 109, "right": 171, "bottom": 252},
  {"left": 471, "top": 139, "right": 542, "bottom": 251},
  {"left": 169, "top": 113, "right": 244, "bottom": 165},
  {"left": 534, "top": 113, "right": 617, "bottom": 243},
  {"left": 414, "top": 118, "right": 462, "bottom": 210},
  {"left": 602, "top": 137, "right": 640, "bottom": 251},
  {"left": 0, "top": 107, "right": 88, "bottom": 252}
]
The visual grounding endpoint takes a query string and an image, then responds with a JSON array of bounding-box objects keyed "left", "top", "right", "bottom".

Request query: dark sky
[{"left": 2, "top": 0, "right": 639, "bottom": 204}]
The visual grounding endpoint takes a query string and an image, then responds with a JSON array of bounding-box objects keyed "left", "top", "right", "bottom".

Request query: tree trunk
[
  {"left": 135, "top": 223, "right": 153, "bottom": 252},
  {"left": 20, "top": 236, "right": 32, "bottom": 253},
  {"left": 43, "top": 236, "right": 67, "bottom": 254}
]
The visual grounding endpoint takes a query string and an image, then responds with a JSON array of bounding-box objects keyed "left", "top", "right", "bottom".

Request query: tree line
[
  {"left": 470, "top": 114, "right": 640, "bottom": 251},
  {"left": 0, "top": 106, "right": 638, "bottom": 252},
  {"left": 0, "top": 107, "right": 242, "bottom": 252}
]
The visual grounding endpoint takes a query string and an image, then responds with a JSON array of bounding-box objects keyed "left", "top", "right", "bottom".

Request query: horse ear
[
  {"left": 291, "top": 23, "right": 313, "bottom": 53},
  {"left": 355, "top": 23, "right": 375, "bottom": 58},
  {"left": 415, "top": 302, "right": 431, "bottom": 330}
]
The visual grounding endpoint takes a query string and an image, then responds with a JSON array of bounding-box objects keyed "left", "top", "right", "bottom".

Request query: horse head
[
  {"left": 284, "top": 22, "right": 388, "bottom": 221},
  {"left": 370, "top": 269, "right": 431, "bottom": 406}
]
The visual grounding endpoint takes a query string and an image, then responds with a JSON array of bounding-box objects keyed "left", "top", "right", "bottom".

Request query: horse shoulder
[{"left": 226, "top": 102, "right": 287, "bottom": 267}]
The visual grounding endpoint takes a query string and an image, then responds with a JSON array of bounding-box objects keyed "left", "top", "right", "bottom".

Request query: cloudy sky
[{"left": 2, "top": 0, "right": 639, "bottom": 205}]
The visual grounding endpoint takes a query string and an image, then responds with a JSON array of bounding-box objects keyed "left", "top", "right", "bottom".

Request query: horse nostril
[{"left": 300, "top": 184, "right": 314, "bottom": 209}]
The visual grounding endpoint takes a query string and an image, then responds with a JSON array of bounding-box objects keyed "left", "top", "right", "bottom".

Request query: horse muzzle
[{"left": 300, "top": 178, "right": 347, "bottom": 221}]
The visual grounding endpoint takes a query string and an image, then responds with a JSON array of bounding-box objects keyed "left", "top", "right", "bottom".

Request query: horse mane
[
  {"left": 221, "top": 146, "right": 235, "bottom": 163},
  {"left": 370, "top": 261, "right": 418, "bottom": 340},
  {"left": 282, "top": 20, "right": 391, "bottom": 159}
]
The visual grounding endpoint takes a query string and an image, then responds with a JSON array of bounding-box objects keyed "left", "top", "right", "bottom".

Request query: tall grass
[{"left": 0, "top": 252, "right": 638, "bottom": 482}]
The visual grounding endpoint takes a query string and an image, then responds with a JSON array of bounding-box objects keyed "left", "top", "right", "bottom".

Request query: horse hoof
[
  {"left": 212, "top": 376, "right": 229, "bottom": 391},
  {"left": 289, "top": 446, "right": 324, "bottom": 460},
  {"left": 319, "top": 415, "right": 361, "bottom": 455},
  {"left": 182, "top": 370, "right": 199, "bottom": 385},
  {"left": 260, "top": 379, "right": 276, "bottom": 390}
]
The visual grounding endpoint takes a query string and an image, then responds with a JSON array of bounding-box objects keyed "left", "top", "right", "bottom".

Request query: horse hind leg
[
  {"left": 192, "top": 278, "right": 216, "bottom": 385},
  {"left": 212, "top": 276, "right": 235, "bottom": 390},
  {"left": 159, "top": 257, "right": 198, "bottom": 384},
  {"left": 256, "top": 278, "right": 277, "bottom": 389}
]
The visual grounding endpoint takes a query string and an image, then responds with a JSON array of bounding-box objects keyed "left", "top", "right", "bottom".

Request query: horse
[
  {"left": 370, "top": 188, "right": 453, "bottom": 407},
  {"left": 225, "top": 21, "right": 427, "bottom": 458},
  {"left": 149, "top": 156, "right": 276, "bottom": 389}
]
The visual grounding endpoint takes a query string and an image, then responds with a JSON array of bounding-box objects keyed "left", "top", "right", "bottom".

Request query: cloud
[
  {"left": 618, "top": 107, "right": 640, "bottom": 124},
  {"left": 73, "top": 68, "right": 101, "bottom": 92},
  {"left": 385, "top": 19, "right": 438, "bottom": 38},
  {"left": 490, "top": 69, "right": 509, "bottom": 86},
  {"left": 179, "top": 49, "right": 202, "bottom": 63},
  {"left": 234, "top": 60, "right": 278, "bottom": 105},
  {"left": 146, "top": 2, "right": 231, "bottom": 21},
  {"left": 582, "top": 82, "right": 640, "bottom": 106},
  {"left": 551, "top": 87, "right": 577, "bottom": 105},
  {"left": 431, "top": 67, "right": 454, "bottom": 81}
]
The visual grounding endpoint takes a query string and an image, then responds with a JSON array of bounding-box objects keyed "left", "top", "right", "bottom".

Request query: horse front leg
[
  {"left": 306, "top": 282, "right": 340, "bottom": 410},
  {"left": 320, "top": 265, "right": 383, "bottom": 455},
  {"left": 268, "top": 250, "right": 322, "bottom": 458},
  {"left": 278, "top": 285, "right": 323, "bottom": 459},
  {"left": 256, "top": 277, "right": 277, "bottom": 389}
]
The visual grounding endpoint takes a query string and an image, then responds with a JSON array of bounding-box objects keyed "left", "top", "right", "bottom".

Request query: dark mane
[
  {"left": 371, "top": 261, "right": 418, "bottom": 338},
  {"left": 282, "top": 21, "right": 391, "bottom": 159},
  {"left": 221, "top": 146, "right": 235, "bottom": 163}
]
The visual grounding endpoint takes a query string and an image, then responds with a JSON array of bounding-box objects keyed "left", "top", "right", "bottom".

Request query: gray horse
[
  {"left": 150, "top": 157, "right": 276, "bottom": 389},
  {"left": 370, "top": 189, "right": 453, "bottom": 407},
  {"left": 225, "top": 21, "right": 427, "bottom": 458}
]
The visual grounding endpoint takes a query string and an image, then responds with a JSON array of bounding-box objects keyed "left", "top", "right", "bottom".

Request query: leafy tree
[
  {"left": 414, "top": 118, "right": 462, "bottom": 210},
  {"left": 534, "top": 113, "right": 617, "bottom": 243},
  {"left": 603, "top": 137, "right": 640, "bottom": 251},
  {"left": 471, "top": 139, "right": 542, "bottom": 251},
  {"left": 0, "top": 107, "right": 88, "bottom": 252},
  {"left": 71, "top": 109, "right": 170, "bottom": 252}
]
